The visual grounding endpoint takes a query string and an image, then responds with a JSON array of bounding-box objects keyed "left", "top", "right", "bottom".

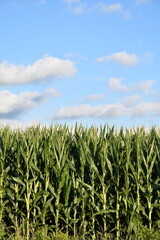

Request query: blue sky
[{"left": 0, "top": 0, "right": 160, "bottom": 128}]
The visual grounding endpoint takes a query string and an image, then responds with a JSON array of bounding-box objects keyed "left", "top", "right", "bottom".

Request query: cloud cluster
[
  {"left": 53, "top": 77, "right": 157, "bottom": 120},
  {"left": 108, "top": 78, "right": 128, "bottom": 92},
  {"left": 122, "top": 95, "right": 140, "bottom": 107},
  {"left": 54, "top": 103, "right": 129, "bottom": 119},
  {"left": 96, "top": 3, "right": 123, "bottom": 13},
  {"left": 0, "top": 88, "right": 60, "bottom": 119},
  {"left": 96, "top": 52, "right": 139, "bottom": 66},
  {"left": 54, "top": 100, "right": 160, "bottom": 120},
  {"left": 0, "top": 56, "right": 76, "bottom": 86},
  {"left": 93, "top": 3, "right": 131, "bottom": 19},
  {"left": 64, "top": 1, "right": 131, "bottom": 18},
  {"left": 134, "top": 102, "right": 160, "bottom": 117},
  {"left": 108, "top": 78, "right": 155, "bottom": 94}
]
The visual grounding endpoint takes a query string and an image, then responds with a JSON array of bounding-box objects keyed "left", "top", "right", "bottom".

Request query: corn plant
[{"left": 0, "top": 125, "right": 160, "bottom": 239}]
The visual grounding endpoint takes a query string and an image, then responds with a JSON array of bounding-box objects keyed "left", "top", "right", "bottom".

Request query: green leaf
[{"left": 11, "top": 176, "right": 25, "bottom": 187}]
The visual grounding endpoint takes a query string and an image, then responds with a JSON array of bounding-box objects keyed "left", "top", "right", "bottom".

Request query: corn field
[{"left": 0, "top": 124, "right": 160, "bottom": 239}]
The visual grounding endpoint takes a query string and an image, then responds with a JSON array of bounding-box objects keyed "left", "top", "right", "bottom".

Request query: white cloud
[
  {"left": 134, "top": 102, "right": 160, "bottom": 117},
  {"left": 73, "top": 4, "right": 85, "bottom": 14},
  {"left": 64, "top": 0, "right": 86, "bottom": 14},
  {"left": 108, "top": 78, "right": 128, "bottom": 92},
  {"left": 84, "top": 94, "right": 105, "bottom": 101},
  {"left": 0, "top": 56, "right": 76, "bottom": 86},
  {"left": 43, "top": 88, "right": 61, "bottom": 97},
  {"left": 0, "top": 119, "right": 42, "bottom": 129},
  {"left": 54, "top": 103, "right": 130, "bottom": 119},
  {"left": 96, "top": 51, "right": 139, "bottom": 66},
  {"left": 136, "top": 0, "right": 150, "bottom": 5},
  {"left": 122, "top": 94, "right": 141, "bottom": 107},
  {"left": 108, "top": 78, "right": 155, "bottom": 94},
  {"left": 134, "top": 80, "right": 155, "bottom": 94},
  {"left": 54, "top": 100, "right": 160, "bottom": 120},
  {"left": 65, "top": 2, "right": 131, "bottom": 18},
  {"left": 96, "top": 3, "right": 123, "bottom": 13},
  {"left": 0, "top": 88, "right": 59, "bottom": 119},
  {"left": 93, "top": 3, "right": 131, "bottom": 19},
  {"left": 64, "top": 52, "right": 88, "bottom": 61}
]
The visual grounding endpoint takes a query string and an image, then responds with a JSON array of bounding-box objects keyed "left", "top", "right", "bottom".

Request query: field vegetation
[{"left": 0, "top": 124, "right": 160, "bottom": 239}]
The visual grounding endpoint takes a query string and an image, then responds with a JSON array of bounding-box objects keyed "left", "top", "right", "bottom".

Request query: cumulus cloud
[
  {"left": 134, "top": 102, "right": 160, "bottom": 117},
  {"left": 53, "top": 100, "right": 160, "bottom": 120},
  {"left": 122, "top": 94, "right": 141, "bottom": 107},
  {"left": 0, "top": 56, "right": 76, "bottom": 86},
  {"left": 108, "top": 78, "right": 155, "bottom": 94},
  {"left": 135, "top": 80, "right": 155, "bottom": 94},
  {"left": 84, "top": 94, "right": 105, "bottom": 101},
  {"left": 0, "top": 88, "right": 60, "bottom": 119},
  {"left": 108, "top": 78, "right": 128, "bottom": 92},
  {"left": 54, "top": 103, "right": 130, "bottom": 119},
  {"left": 96, "top": 52, "right": 139, "bottom": 66}
]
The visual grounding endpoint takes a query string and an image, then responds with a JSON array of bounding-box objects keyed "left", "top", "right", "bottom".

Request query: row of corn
[{"left": 0, "top": 124, "right": 160, "bottom": 239}]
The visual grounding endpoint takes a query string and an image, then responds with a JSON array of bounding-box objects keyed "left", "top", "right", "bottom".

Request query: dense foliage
[{"left": 0, "top": 124, "right": 160, "bottom": 239}]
